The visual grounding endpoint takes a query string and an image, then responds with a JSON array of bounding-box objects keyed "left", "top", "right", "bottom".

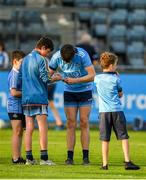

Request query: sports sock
[
  {"left": 83, "top": 149, "right": 89, "bottom": 160},
  {"left": 67, "top": 150, "right": 74, "bottom": 160},
  {"left": 26, "top": 150, "right": 33, "bottom": 160},
  {"left": 40, "top": 150, "right": 48, "bottom": 161}
]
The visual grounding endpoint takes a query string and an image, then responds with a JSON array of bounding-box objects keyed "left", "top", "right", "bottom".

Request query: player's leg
[
  {"left": 36, "top": 106, "right": 54, "bottom": 165},
  {"left": 11, "top": 119, "right": 23, "bottom": 161},
  {"left": 48, "top": 84, "right": 64, "bottom": 130},
  {"left": 65, "top": 106, "right": 78, "bottom": 164},
  {"left": 25, "top": 115, "right": 35, "bottom": 163},
  {"left": 78, "top": 90, "right": 92, "bottom": 165},
  {"left": 79, "top": 106, "right": 91, "bottom": 165},
  {"left": 49, "top": 100, "right": 64, "bottom": 128},
  {"left": 101, "top": 141, "right": 109, "bottom": 169},
  {"left": 113, "top": 111, "right": 140, "bottom": 170},
  {"left": 99, "top": 112, "right": 112, "bottom": 170}
]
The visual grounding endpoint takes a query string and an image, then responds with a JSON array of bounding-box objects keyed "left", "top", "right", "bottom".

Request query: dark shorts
[
  {"left": 48, "top": 83, "right": 56, "bottom": 101},
  {"left": 64, "top": 90, "right": 92, "bottom": 107},
  {"left": 8, "top": 113, "right": 26, "bottom": 128},
  {"left": 99, "top": 111, "right": 129, "bottom": 141}
]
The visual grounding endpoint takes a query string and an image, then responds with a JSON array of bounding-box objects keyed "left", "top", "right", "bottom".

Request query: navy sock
[
  {"left": 26, "top": 150, "right": 33, "bottom": 160},
  {"left": 41, "top": 150, "right": 48, "bottom": 161},
  {"left": 83, "top": 149, "right": 89, "bottom": 160},
  {"left": 67, "top": 151, "right": 74, "bottom": 160}
]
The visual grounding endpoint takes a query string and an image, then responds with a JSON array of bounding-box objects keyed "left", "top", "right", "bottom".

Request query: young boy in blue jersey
[
  {"left": 94, "top": 52, "right": 140, "bottom": 170},
  {"left": 7, "top": 50, "right": 26, "bottom": 164},
  {"left": 49, "top": 44, "right": 96, "bottom": 165},
  {"left": 19, "top": 36, "right": 62, "bottom": 165}
]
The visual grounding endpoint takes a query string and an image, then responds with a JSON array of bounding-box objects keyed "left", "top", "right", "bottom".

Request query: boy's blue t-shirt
[
  {"left": 94, "top": 72, "right": 123, "bottom": 112},
  {"left": 49, "top": 47, "right": 93, "bottom": 92},
  {"left": 7, "top": 68, "right": 22, "bottom": 113}
]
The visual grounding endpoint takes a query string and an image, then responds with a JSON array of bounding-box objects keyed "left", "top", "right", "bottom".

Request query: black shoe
[
  {"left": 82, "top": 158, "right": 90, "bottom": 165},
  {"left": 12, "top": 157, "right": 26, "bottom": 164},
  {"left": 101, "top": 164, "right": 108, "bottom": 170},
  {"left": 65, "top": 158, "right": 73, "bottom": 165},
  {"left": 124, "top": 161, "right": 140, "bottom": 170}
]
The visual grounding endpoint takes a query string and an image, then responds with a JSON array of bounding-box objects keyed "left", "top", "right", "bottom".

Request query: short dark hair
[
  {"left": 61, "top": 44, "right": 76, "bottom": 63},
  {"left": 12, "top": 50, "right": 25, "bottom": 63},
  {"left": 36, "top": 36, "right": 54, "bottom": 51}
]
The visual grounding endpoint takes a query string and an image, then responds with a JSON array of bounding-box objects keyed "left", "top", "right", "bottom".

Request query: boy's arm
[{"left": 10, "top": 88, "right": 22, "bottom": 97}]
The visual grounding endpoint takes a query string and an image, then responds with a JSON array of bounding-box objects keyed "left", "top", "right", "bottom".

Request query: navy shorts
[
  {"left": 99, "top": 111, "right": 129, "bottom": 141},
  {"left": 8, "top": 113, "right": 26, "bottom": 128},
  {"left": 64, "top": 90, "right": 92, "bottom": 107},
  {"left": 48, "top": 83, "right": 56, "bottom": 101}
]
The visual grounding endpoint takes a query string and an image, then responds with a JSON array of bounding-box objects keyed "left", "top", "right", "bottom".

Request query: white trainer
[
  {"left": 40, "top": 159, "right": 55, "bottom": 166},
  {"left": 26, "top": 159, "right": 37, "bottom": 165}
]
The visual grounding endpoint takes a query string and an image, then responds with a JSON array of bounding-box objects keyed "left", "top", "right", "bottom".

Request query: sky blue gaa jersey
[
  {"left": 7, "top": 67, "right": 22, "bottom": 113},
  {"left": 49, "top": 47, "right": 93, "bottom": 92},
  {"left": 94, "top": 72, "right": 123, "bottom": 112}
]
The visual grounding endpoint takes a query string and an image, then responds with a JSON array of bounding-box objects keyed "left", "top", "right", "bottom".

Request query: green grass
[{"left": 0, "top": 129, "right": 146, "bottom": 179}]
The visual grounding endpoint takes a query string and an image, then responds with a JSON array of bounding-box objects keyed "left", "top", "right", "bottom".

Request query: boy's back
[{"left": 94, "top": 72, "right": 122, "bottom": 112}]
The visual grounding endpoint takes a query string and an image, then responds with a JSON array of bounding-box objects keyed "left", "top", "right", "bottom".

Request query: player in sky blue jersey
[
  {"left": 94, "top": 52, "right": 140, "bottom": 170},
  {"left": 7, "top": 50, "right": 26, "bottom": 164},
  {"left": 19, "top": 36, "right": 62, "bottom": 165},
  {"left": 49, "top": 44, "right": 96, "bottom": 165}
]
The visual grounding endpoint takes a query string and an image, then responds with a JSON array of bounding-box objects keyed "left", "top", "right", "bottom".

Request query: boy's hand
[{"left": 51, "top": 73, "right": 62, "bottom": 82}]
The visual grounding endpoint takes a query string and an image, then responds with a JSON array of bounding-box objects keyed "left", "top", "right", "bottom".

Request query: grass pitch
[{"left": 0, "top": 129, "right": 146, "bottom": 179}]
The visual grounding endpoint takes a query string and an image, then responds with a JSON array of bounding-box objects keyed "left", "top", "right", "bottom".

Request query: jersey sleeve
[
  {"left": 9, "top": 73, "right": 18, "bottom": 90},
  {"left": 38, "top": 56, "right": 51, "bottom": 84},
  {"left": 81, "top": 49, "right": 92, "bottom": 67},
  {"left": 117, "top": 77, "right": 123, "bottom": 92},
  {"left": 49, "top": 52, "right": 59, "bottom": 71}
]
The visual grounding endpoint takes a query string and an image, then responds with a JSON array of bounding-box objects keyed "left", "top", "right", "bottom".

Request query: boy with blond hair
[{"left": 94, "top": 52, "right": 140, "bottom": 170}]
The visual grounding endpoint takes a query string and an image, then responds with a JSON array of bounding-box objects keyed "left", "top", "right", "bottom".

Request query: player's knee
[
  {"left": 80, "top": 119, "right": 88, "bottom": 129},
  {"left": 16, "top": 127, "right": 23, "bottom": 137},
  {"left": 67, "top": 120, "right": 76, "bottom": 129}
]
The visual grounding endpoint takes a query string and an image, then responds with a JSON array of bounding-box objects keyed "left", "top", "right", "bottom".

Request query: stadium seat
[
  {"left": 108, "top": 25, "right": 127, "bottom": 41},
  {"left": 109, "top": 9, "right": 128, "bottom": 25},
  {"left": 91, "top": 0, "right": 110, "bottom": 8},
  {"left": 62, "top": 0, "right": 74, "bottom": 6},
  {"left": 127, "top": 42, "right": 144, "bottom": 66},
  {"left": 4, "top": 0, "right": 25, "bottom": 6},
  {"left": 26, "top": 0, "right": 47, "bottom": 7},
  {"left": 128, "top": 10, "right": 146, "bottom": 25},
  {"left": 127, "top": 26, "right": 145, "bottom": 42},
  {"left": 111, "top": 0, "right": 129, "bottom": 9},
  {"left": 129, "top": 0, "right": 146, "bottom": 9},
  {"left": 78, "top": 12, "right": 91, "bottom": 22},
  {"left": 110, "top": 40, "right": 126, "bottom": 53},
  {"left": 91, "top": 11, "right": 108, "bottom": 24},
  {"left": 93, "top": 24, "right": 108, "bottom": 37},
  {"left": 75, "top": 0, "right": 91, "bottom": 7}
]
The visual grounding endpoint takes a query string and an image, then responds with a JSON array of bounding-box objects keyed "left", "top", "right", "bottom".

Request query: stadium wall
[{"left": 0, "top": 72, "right": 146, "bottom": 123}]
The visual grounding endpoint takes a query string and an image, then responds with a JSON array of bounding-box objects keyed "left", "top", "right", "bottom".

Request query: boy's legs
[
  {"left": 102, "top": 141, "right": 109, "bottom": 167},
  {"left": 36, "top": 114, "right": 48, "bottom": 151},
  {"left": 122, "top": 139, "right": 130, "bottom": 162},
  {"left": 11, "top": 120, "right": 23, "bottom": 160}
]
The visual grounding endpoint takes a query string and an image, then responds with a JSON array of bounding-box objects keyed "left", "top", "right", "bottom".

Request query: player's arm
[
  {"left": 10, "top": 88, "right": 22, "bottom": 97},
  {"left": 64, "top": 65, "right": 96, "bottom": 84}
]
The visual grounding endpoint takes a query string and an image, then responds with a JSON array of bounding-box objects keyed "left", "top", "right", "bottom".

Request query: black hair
[{"left": 60, "top": 44, "right": 76, "bottom": 63}]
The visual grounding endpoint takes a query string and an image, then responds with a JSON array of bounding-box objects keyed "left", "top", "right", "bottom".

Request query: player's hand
[
  {"left": 51, "top": 73, "right": 62, "bottom": 82},
  {"left": 63, "top": 77, "right": 79, "bottom": 84}
]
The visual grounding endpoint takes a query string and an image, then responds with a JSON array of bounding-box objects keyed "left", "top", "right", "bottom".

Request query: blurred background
[{"left": 0, "top": 0, "right": 146, "bottom": 130}]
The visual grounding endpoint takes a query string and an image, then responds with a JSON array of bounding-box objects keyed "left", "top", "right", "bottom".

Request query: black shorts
[
  {"left": 99, "top": 111, "right": 129, "bottom": 141},
  {"left": 64, "top": 90, "right": 92, "bottom": 107},
  {"left": 8, "top": 113, "right": 26, "bottom": 128},
  {"left": 48, "top": 83, "right": 56, "bottom": 101}
]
